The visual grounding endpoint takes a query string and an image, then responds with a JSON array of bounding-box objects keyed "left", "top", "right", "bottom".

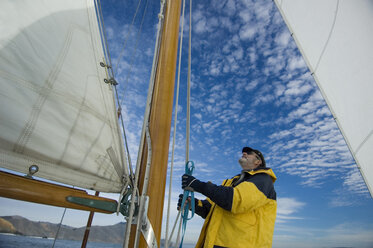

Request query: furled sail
[
  {"left": 0, "top": 0, "right": 126, "bottom": 192},
  {"left": 274, "top": 0, "right": 373, "bottom": 196}
]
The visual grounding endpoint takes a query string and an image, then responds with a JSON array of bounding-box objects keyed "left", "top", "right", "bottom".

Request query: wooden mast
[{"left": 129, "top": 0, "right": 182, "bottom": 247}]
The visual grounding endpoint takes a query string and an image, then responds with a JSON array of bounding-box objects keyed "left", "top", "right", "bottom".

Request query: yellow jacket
[{"left": 195, "top": 168, "right": 277, "bottom": 248}]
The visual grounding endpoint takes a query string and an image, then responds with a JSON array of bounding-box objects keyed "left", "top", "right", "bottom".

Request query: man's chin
[{"left": 238, "top": 158, "right": 249, "bottom": 168}]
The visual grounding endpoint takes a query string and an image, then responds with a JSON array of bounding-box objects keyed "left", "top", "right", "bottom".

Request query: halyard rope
[
  {"left": 166, "top": 0, "right": 193, "bottom": 247},
  {"left": 164, "top": 0, "right": 186, "bottom": 246},
  {"left": 179, "top": 161, "right": 195, "bottom": 248}
]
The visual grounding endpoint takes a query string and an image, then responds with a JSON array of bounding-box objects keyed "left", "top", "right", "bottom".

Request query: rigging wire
[
  {"left": 114, "top": 0, "right": 143, "bottom": 77},
  {"left": 96, "top": 0, "right": 133, "bottom": 215},
  {"left": 97, "top": 0, "right": 114, "bottom": 78},
  {"left": 118, "top": 0, "right": 150, "bottom": 108},
  {"left": 51, "top": 208, "right": 67, "bottom": 248},
  {"left": 97, "top": 0, "right": 135, "bottom": 186},
  {"left": 122, "top": 0, "right": 167, "bottom": 247},
  {"left": 164, "top": 0, "right": 186, "bottom": 247}
]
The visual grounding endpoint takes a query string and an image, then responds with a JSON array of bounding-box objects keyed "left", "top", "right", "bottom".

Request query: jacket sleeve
[
  {"left": 198, "top": 182, "right": 234, "bottom": 211},
  {"left": 195, "top": 199, "right": 212, "bottom": 219},
  {"left": 197, "top": 174, "right": 275, "bottom": 213},
  {"left": 231, "top": 174, "right": 275, "bottom": 214}
]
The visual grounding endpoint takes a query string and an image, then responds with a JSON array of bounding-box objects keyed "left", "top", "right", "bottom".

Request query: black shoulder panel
[{"left": 246, "top": 173, "right": 276, "bottom": 200}]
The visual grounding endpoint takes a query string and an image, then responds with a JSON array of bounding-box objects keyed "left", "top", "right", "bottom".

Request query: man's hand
[
  {"left": 182, "top": 174, "right": 197, "bottom": 191},
  {"left": 182, "top": 174, "right": 204, "bottom": 192},
  {"left": 177, "top": 194, "right": 191, "bottom": 210}
]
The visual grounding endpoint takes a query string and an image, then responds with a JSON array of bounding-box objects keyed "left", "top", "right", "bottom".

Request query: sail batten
[
  {"left": 274, "top": 0, "right": 373, "bottom": 196},
  {"left": 0, "top": 0, "right": 124, "bottom": 193}
]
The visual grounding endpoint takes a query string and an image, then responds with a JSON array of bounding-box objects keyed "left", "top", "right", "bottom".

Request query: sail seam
[
  {"left": 14, "top": 24, "right": 73, "bottom": 154},
  {"left": 355, "top": 129, "right": 373, "bottom": 156},
  {"left": 313, "top": 0, "right": 339, "bottom": 74}
]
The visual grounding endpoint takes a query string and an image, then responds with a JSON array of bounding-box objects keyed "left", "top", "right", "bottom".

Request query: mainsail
[
  {"left": 0, "top": 0, "right": 126, "bottom": 192},
  {"left": 1, "top": 0, "right": 181, "bottom": 247},
  {"left": 274, "top": 0, "right": 373, "bottom": 196}
]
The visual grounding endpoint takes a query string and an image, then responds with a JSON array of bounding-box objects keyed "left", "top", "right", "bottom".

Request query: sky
[{"left": 1, "top": 0, "right": 373, "bottom": 247}]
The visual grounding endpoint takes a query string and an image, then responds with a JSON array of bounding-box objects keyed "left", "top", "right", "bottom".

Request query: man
[{"left": 179, "top": 147, "right": 277, "bottom": 248}]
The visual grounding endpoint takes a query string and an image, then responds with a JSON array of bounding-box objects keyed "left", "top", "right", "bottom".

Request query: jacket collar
[{"left": 243, "top": 167, "right": 277, "bottom": 183}]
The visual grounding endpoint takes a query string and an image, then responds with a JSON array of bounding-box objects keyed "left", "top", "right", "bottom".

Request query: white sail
[
  {"left": 0, "top": 0, "right": 126, "bottom": 192},
  {"left": 274, "top": 0, "right": 373, "bottom": 196}
]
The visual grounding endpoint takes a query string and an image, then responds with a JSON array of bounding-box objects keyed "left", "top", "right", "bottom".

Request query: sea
[{"left": 0, "top": 233, "right": 195, "bottom": 248}]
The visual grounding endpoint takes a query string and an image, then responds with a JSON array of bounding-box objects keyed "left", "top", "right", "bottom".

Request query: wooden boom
[{"left": 0, "top": 171, "right": 117, "bottom": 214}]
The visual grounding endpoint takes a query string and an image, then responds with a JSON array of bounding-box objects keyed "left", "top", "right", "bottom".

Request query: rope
[
  {"left": 186, "top": 0, "right": 192, "bottom": 162},
  {"left": 168, "top": 0, "right": 193, "bottom": 246},
  {"left": 167, "top": 209, "right": 181, "bottom": 246},
  {"left": 176, "top": 1, "right": 193, "bottom": 246},
  {"left": 165, "top": 0, "right": 186, "bottom": 246},
  {"left": 179, "top": 161, "right": 195, "bottom": 248}
]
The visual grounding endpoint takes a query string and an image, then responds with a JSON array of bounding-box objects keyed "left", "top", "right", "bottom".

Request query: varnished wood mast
[{"left": 129, "top": 0, "right": 182, "bottom": 247}]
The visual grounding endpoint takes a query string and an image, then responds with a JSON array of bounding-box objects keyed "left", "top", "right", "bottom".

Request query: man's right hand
[{"left": 177, "top": 194, "right": 192, "bottom": 210}]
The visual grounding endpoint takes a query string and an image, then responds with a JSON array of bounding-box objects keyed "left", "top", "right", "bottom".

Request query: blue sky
[{"left": 1, "top": 0, "right": 373, "bottom": 247}]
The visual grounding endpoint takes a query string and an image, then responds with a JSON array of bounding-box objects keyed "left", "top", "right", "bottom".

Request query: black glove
[
  {"left": 177, "top": 194, "right": 189, "bottom": 210},
  {"left": 177, "top": 194, "right": 198, "bottom": 210},
  {"left": 181, "top": 174, "right": 204, "bottom": 192}
]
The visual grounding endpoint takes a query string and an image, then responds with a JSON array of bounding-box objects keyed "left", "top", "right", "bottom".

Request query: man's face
[{"left": 238, "top": 152, "right": 261, "bottom": 170}]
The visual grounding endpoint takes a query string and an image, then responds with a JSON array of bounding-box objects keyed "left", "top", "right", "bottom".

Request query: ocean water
[{"left": 0, "top": 233, "right": 195, "bottom": 248}]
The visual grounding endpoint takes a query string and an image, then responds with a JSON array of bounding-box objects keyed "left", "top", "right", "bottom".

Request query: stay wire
[
  {"left": 97, "top": 0, "right": 114, "bottom": 78},
  {"left": 122, "top": 0, "right": 167, "bottom": 246},
  {"left": 96, "top": 0, "right": 133, "bottom": 182},
  {"left": 119, "top": 0, "right": 149, "bottom": 108},
  {"left": 114, "top": 0, "right": 143, "bottom": 76},
  {"left": 51, "top": 207, "right": 67, "bottom": 248}
]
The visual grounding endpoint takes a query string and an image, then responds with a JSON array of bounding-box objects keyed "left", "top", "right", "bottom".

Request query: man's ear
[{"left": 255, "top": 158, "right": 261, "bottom": 167}]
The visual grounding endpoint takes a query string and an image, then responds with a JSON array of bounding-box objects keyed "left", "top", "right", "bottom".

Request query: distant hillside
[{"left": 0, "top": 216, "right": 125, "bottom": 244}]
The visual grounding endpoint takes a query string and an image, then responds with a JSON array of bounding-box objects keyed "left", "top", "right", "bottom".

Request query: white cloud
[
  {"left": 244, "top": 80, "right": 259, "bottom": 91},
  {"left": 287, "top": 56, "right": 306, "bottom": 71},
  {"left": 343, "top": 169, "right": 369, "bottom": 194},
  {"left": 274, "top": 222, "right": 373, "bottom": 248},
  {"left": 239, "top": 24, "right": 257, "bottom": 40},
  {"left": 284, "top": 80, "right": 313, "bottom": 97},
  {"left": 275, "top": 29, "right": 291, "bottom": 47},
  {"left": 194, "top": 113, "right": 202, "bottom": 120},
  {"left": 224, "top": 0, "right": 237, "bottom": 16},
  {"left": 195, "top": 18, "right": 207, "bottom": 33},
  {"left": 276, "top": 197, "right": 305, "bottom": 223}
]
